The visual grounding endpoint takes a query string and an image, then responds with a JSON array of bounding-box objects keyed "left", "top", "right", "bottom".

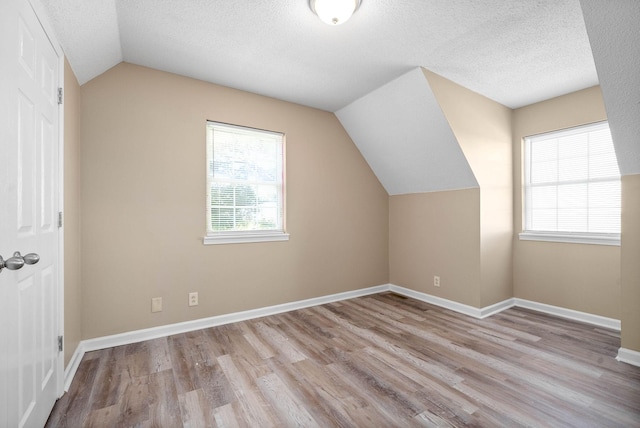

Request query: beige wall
[
  {"left": 63, "top": 59, "right": 82, "bottom": 366},
  {"left": 67, "top": 63, "right": 632, "bottom": 352},
  {"left": 389, "top": 189, "right": 481, "bottom": 307},
  {"left": 512, "top": 86, "right": 621, "bottom": 319},
  {"left": 389, "top": 70, "right": 512, "bottom": 310},
  {"left": 79, "top": 63, "right": 388, "bottom": 339},
  {"left": 424, "top": 69, "right": 513, "bottom": 307},
  {"left": 621, "top": 174, "right": 640, "bottom": 351}
]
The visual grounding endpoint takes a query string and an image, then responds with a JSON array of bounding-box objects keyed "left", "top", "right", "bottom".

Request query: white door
[{"left": 0, "top": 0, "right": 63, "bottom": 426}]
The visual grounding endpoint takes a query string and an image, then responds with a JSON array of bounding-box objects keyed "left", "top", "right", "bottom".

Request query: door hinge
[
  {"left": 58, "top": 336, "right": 63, "bottom": 352},
  {"left": 58, "top": 211, "right": 63, "bottom": 228},
  {"left": 57, "top": 87, "right": 63, "bottom": 105}
]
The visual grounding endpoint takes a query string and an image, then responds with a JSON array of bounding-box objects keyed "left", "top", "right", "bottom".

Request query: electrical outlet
[
  {"left": 434, "top": 276, "right": 440, "bottom": 287},
  {"left": 151, "top": 297, "right": 163, "bottom": 313},
  {"left": 189, "top": 292, "right": 198, "bottom": 307}
]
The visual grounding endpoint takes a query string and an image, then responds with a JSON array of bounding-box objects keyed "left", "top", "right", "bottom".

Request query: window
[
  {"left": 521, "top": 121, "right": 620, "bottom": 245},
  {"left": 204, "top": 121, "right": 288, "bottom": 245}
]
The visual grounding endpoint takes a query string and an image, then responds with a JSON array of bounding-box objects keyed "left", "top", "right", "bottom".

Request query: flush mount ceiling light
[{"left": 310, "top": 0, "right": 362, "bottom": 25}]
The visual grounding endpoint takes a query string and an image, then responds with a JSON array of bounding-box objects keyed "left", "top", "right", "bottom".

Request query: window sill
[
  {"left": 519, "top": 231, "right": 620, "bottom": 246},
  {"left": 203, "top": 231, "right": 290, "bottom": 245}
]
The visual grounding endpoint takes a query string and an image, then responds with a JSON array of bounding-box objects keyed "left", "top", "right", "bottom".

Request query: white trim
[
  {"left": 63, "top": 343, "right": 84, "bottom": 392},
  {"left": 55, "top": 52, "right": 65, "bottom": 400},
  {"left": 68, "top": 285, "right": 389, "bottom": 387},
  {"left": 389, "top": 284, "right": 484, "bottom": 318},
  {"left": 63, "top": 284, "right": 626, "bottom": 390},
  {"left": 519, "top": 231, "right": 620, "bottom": 246},
  {"left": 28, "top": 0, "right": 64, "bottom": 57},
  {"left": 513, "top": 298, "right": 621, "bottom": 331},
  {"left": 28, "top": 0, "right": 67, "bottom": 399},
  {"left": 522, "top": 121, "right": 621, "bottom": 244},
  {"left": 203, "top": 231, "right": 290, "bottom": 245},
  {"left": 479, "top": 298, "right": 517, "bottom": 318},
  {"left": 55, "top": 60, "right": 65, "bottom": 399},
  {"left": 388, "top": 284, "right": 515, "bottom": 319},
  {"left": 81, "top": 284, "right": 388, "bottom": 352},
  {"left": 616, "top": 348, "right": 640, "bottom": 367},
  {"left": 387, "top": 285, "right": 621, "bottom": 331}
]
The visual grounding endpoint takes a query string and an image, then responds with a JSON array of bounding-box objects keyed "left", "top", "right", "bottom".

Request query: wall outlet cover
[
  {"left": 189, "top": 292, "right": 198, "bottom": 307},
  {"left": 151, "top": 297, "right": 163, "bottom": 313}
]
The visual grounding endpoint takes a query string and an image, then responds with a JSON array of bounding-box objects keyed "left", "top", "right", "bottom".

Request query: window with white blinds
[
  {"left": 521, "top": 121, "right": 621, "bottom": 245},
  {"left": 204, "top": 121, "right": 288, "bottom": 245}
]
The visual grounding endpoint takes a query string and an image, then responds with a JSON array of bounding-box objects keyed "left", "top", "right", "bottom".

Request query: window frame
[
  {"left": 519, "top": 121, "right": 621, "bottom": 246},
  {"left": 203, "top": 121, "right": 289, "bottom": 245}
]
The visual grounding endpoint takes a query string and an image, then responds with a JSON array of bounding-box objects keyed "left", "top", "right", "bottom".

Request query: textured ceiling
[{"left": 41, "top": 0, "right": 598, "bottom": 112}]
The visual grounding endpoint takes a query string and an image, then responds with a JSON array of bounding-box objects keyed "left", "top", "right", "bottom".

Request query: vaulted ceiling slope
[
  {"left": 41, "top": 0, "right": 597, "bottom": 112},
  {"left": 579, "top": 0, "right": 640, "bottom": 176},
  {"left": 337, "top": 68, "right": 478, "bottom": 195}
]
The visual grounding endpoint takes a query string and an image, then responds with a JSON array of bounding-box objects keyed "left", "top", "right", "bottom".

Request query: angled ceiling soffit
[
  {"left": 336, "top": 67, "right": 478, "bottom": 196},
  {"left": 580, "top": 0, "right": 640, "bottom": 175}
]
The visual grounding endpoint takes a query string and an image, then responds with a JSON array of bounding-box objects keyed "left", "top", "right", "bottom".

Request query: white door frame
[{"left": 27, "top": 0, "right": 65, "bottom": 398}]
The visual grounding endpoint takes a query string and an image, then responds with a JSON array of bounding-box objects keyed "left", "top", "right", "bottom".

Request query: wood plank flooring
[{"left": 46, "top": 293, "right": 640, "bottom": 427}]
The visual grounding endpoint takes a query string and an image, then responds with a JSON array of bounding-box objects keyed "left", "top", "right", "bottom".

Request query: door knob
[
  {"left": 23, "top": 253, "right": 40, "bottom": 265},
  {"left": 0, "top": 251, "right": 40, "bottom": 273}
]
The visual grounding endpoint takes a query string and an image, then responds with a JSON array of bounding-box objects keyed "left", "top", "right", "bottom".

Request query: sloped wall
[
  {"left": 424, "top": 70, "right": 513, "bottom": 307},
  {"left": 336, "top": 67, "right": 477, "bottom": 195},
  {"left": 349, "top": 68, "right": 512, "bottom": 309},
  {"left": 580, "top": 0, "right": 640, "bottom": 353},
  {"left": 580, "top": 0, "right": 640, "bottom": 176}
]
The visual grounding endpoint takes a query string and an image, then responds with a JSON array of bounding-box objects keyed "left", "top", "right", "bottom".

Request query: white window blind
[
  {"left": 205, "top": 121, "right": 287, "bottom": 244},
  {"left": 522, "top": 121, "right": 620, "bottom": 245}
]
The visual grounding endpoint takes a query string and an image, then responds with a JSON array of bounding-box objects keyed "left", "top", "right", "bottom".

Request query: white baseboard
[
  {"left": 387, "top": 285, "right": 621, "bottom": 332},
  {"left": 513, "top": 298, "right": 621, "bottom": 331},
  {"left": 388, "top": 284, "right": 515, "bottom": 319},
  {"left": 479, "top": 297, "right": 517, "bottom": 318},
  {"left": 81, "top": 284, "right": 389, "bottom": 353},
  {"left": 63, "top": 342, "right": 85, "bottom": 392},
  {"left": 64, "top": 283, "right": 627, "bottom": 390},
  {"left": 617, "top": 347, "right": 640, "bottom": 367}
]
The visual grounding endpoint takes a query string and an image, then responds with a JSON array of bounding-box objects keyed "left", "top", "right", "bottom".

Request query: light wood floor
[{"left": 46, "top": 292, "right": 640, "bottom": 427}]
